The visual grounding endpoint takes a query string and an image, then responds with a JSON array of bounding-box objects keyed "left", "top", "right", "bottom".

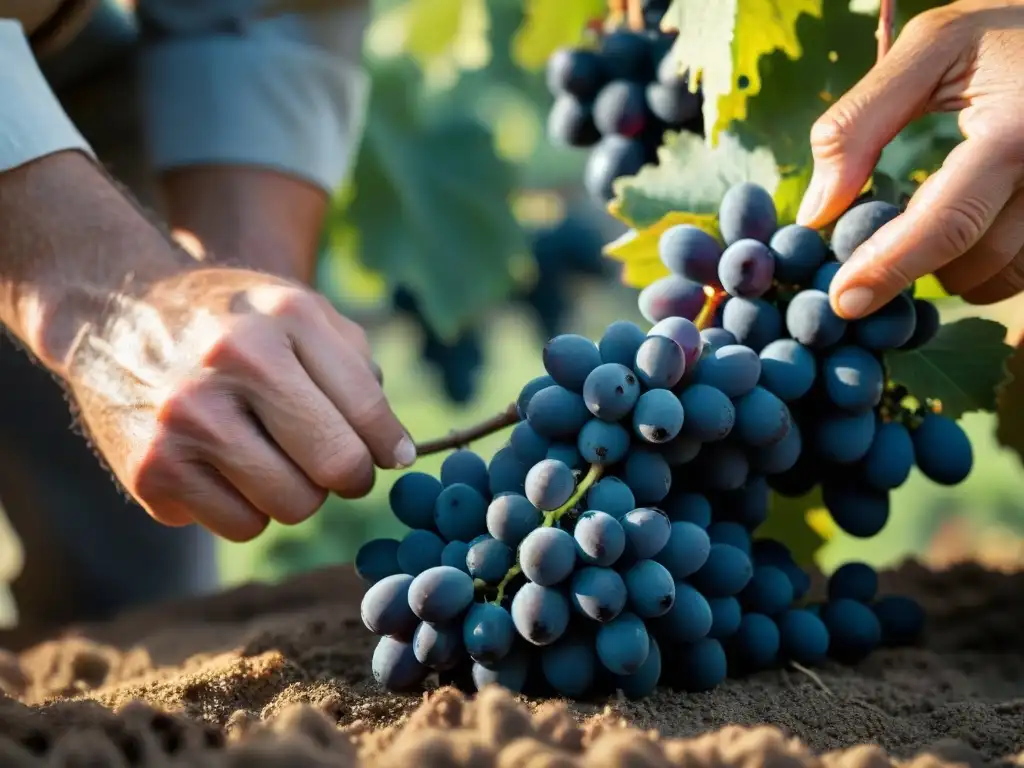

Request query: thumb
[
  {"left": 829, "top": 135, "right": 1020, "bottom": 319},
  {"left": 796, "top": 13, "right": 955, "bottom": 228}
]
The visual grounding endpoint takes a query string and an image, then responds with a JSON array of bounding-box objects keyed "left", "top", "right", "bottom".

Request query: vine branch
[
  {"left": 877, "top": 0, "right": 896, "bottom": 61},
  {"left": 414, "top": 402, "right": 520, "bottom": 456}
]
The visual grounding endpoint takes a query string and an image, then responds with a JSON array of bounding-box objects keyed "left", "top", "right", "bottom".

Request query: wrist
[
  {"left": 0, "top": 151, "right": 195, "bottom": 375},
  {"left": 161, "top": 165, "right": 329, "bottom": 284}
]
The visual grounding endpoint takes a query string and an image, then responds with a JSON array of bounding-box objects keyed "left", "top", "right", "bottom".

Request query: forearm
[
  {"left": 0, "top": 152, "right": 192, "bottom": 374},
  {"left": 161, "top": 166, "right": 328, "bottom": 283}
]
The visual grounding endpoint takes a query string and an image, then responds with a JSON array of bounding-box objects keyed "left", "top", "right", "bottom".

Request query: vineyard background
[{"left": 213, "top": 0, "right": 1024, "bottom": 588}]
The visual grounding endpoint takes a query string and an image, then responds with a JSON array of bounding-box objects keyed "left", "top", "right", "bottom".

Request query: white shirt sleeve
[
  {"left": 137, "top": 1, "right": 371, "bottom": 193},
  {"left": 0, "top": 20, "right": 94, "bottom": 172}
]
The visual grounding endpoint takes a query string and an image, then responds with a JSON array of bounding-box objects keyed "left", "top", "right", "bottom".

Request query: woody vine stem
[{"left": 413, "top": 0, "right": 897, "bottom": 458}]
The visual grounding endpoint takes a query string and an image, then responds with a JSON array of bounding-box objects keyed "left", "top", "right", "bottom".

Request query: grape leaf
[
  {"left": 512, "top": 0, "right": 605, "bottom": 71},
  {"left": 603, "top": 212, "right": 720, "bottom": 289},
  {"left": 734, "top": 2, "right": 875, "bottom": 172},
  {"left": 878, "top": 113, "right": 962, "bottom": 186},
  {"left": 609, "top": 131, "right": 780, "bottom": 229},
  {"left": 996, "top": 338, "right": 1024, "bottom": 468},
  {"left": 759, "top": 488, "right": 829, "bottom": 568},
  {"left": 661, "top": 0, "right": 822, "bottom": 143},
  {"left": 886, "top": 318, "right": 1012, "bottom": 420},
  {"left": 343, "top": 60, "right": 523, "bottom": 339}
]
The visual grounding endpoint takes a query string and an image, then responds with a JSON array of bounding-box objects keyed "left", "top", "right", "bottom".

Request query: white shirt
[{"left": 0, "top": 0, "right": 369, "bottom": 192}]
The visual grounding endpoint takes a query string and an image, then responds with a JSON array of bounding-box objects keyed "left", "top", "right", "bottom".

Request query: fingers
[
  {"left": 937, "top": 188, "right": 1024, "bottom": 298},
  {"left": 796, "top": 11, "right": 958, "bottom": 228},
  {"left": 312, "top": 294, "right": 384, "bottom": 384},
  {"left": 176, "top": 464, "right": 271, "bottom": 543},
  {"left": 829, "top": 136, "right": 1019, "bottom": 318},
  {"left": 134, "top": 435, "right": 269, "bottom": 542},
  {"left": 202, "top": 415, "right": 328, "bottom": 525},
  {"left": 222, "top": 335, "right": 382, "bottom": 499},
  {"left": 291, "top": 311, "right": 415, "bottom": 471},
  {"left": 961, "top": 253, "right": 1024, "bottom": 305}
]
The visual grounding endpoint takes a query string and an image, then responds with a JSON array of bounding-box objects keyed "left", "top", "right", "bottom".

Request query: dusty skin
[{"left": 0, "top": 558, "right": 1019, "bottom": 767}]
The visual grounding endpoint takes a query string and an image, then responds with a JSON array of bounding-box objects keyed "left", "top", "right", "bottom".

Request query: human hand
[
  {"left": 796, "top": 0, "right": 1024, "bottom": 319},
  {"left": 65, "top": 266, "right": 415, "bottom": 542}
]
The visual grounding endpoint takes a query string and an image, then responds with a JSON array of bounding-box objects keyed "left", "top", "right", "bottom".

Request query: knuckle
[
  {"left": 937, "top": 197, "right": 990, "bottom": 254},
  {"left": 225, "top": 515, "right": 271, "bottom": 543},
  {"left": 132, "top": 436, "right": 183, "bottom": 502},
  {"left": 159, "top": 386, "right": 229, "bottom": 448},
  {"left": 204, "top": 330, "right": 277, "bottom": 380},
  {"left": 276, "top": 487, "right": 329, "bottom": 526},
  {"left": 809, "top": 104, "right": 858, "bottom": 161},
  {"left": 346, "top": 390, "right": 392, "bottom": 430},
  {"left": 266, "top": 287, "right": 320, "bottom": 322},
  {"left": 306, "top": 437, "right": 373, "bottom": 491},
  {"left": 902, "top": 7, "right": 958, "bottom": 41}
]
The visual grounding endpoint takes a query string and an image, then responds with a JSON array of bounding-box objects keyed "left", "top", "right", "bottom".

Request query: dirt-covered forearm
[{"left": 0, "top": 151, "right": 193, "bottom": 375}]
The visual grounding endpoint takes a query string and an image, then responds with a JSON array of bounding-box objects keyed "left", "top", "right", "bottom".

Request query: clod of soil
[{"left": 0, "top": 559, "right": 1020, "bottom": 767}]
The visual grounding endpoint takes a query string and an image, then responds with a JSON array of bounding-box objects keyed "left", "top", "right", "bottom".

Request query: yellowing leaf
[
  {"left": 662, "top": 0, "right": 822, "bottom": 143},
  {"left": 512, "top": 0, "right": 605, "bottom": 71},
  {"left": 604, "top": 212, "right": 719, "bottom": 289},
  {"left": 807, "top": 508, "right": 838, "bottom": 541},
  {"left": 368, "top": 0, "right": 490, "bottom": 73},
  {"left": 758, "top": 488, "right": 828, "bottom": 567},
  {"left": 773, "top": 165, "right": 814, "bottom": 226},
  {"left": 405, "top": 0, "right": 466, "bottom": 61},
  {"left": 914, "top": 274, "right": 949, "bottom": 300}
]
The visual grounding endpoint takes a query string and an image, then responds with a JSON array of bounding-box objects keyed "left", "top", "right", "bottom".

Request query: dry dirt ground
[{"left": 0, "top": 559, "right": 1019, "bottom": 767}]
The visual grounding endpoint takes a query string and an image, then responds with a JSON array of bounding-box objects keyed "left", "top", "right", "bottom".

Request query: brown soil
[{"left": 0, "top": 559, "right": 1020, "bottom": 767}]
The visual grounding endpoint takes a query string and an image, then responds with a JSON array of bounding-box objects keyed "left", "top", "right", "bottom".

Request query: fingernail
[
  {"left": 394, "top": 434, "right": 417, "bottom": 468},
  {"left": 796, "top": 171, "right": 827, "bottom": 225},
  {"left": 836, "top": 286, "right": 875, "bottom": 319}
]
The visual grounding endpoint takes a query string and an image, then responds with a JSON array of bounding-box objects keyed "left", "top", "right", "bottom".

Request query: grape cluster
[
  {"left": 646, "top": 182, "right": 974, "bottom": 521},
  {"left": 546, "top": 0, "right": 703, "bottom": 205},
  {"left": 356, "top": 299, "right": 934, "bottom": 697}
]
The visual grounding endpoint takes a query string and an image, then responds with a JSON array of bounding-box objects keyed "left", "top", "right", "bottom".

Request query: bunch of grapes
[
  {"left": 356, "top": 215, "right": 946, "bottom": 696},
  {"left": 545, "top": 0, "right": 703, "bottom": 205},
  {"left": 645, "top": 182, "right": 972, "bottom": 524}
]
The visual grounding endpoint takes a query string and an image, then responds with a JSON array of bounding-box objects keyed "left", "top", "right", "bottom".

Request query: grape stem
[
  {"left": 625, "top": 0, "right": 644, "bottom": 31},
  {"left": 416, "top": 288, "right": 726, "bottom": 456},
  {"left": 877, "top": 0, "right": 896, "bottom": 60},
  {"left": 414, "top": 402, "right": 520, "bottom": 456},
  {"left": 695, "top": 287, "right": 729, "bottom": 331},
  {"left": 490, "top": 463, "right": 604, "bottom": 605}
]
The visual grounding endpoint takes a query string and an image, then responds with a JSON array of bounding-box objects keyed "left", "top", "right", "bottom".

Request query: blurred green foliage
[{"left": 218, "top": 0, "right": 1024, "bottom": 586}]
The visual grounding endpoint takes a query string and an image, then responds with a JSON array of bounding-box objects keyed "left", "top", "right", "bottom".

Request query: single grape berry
[{"left": 525, "top": 459, "right": 577, "bottom": 511}]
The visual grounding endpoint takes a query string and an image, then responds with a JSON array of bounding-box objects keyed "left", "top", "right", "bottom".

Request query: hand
[
  {"left": 65, "top": 266, "right": 415, "bottom": 542},
  {"left": 796, "top": 0, "right": 1024, "bottom": 319}
]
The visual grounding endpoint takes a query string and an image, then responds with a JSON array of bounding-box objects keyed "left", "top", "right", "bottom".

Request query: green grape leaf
[
  {"left": 759, "top": 489, "right": 829, "bottom": 568},
  {"left": 734, "top": 2, "right": 876, "bottom": 172},
  {"left": 661, "top": 0, "right": 822, "bottom": 144},
  {"left": 609, "top": 131, "right": 780, "bottom": 229},
  {"left": 878, "top": 113, "right": 963, "bottom": 185},
  {"left": 344, "top": 60, "right": 523, "bottom": 339},
  {"left": 995, "top": 339, "right": 1024, "bottom": 468},
  {"left": 512, "top": 0, "right": 605, "bottom": 71},
  {"left": 886, "top": 318, "right": 1013, "bottom": 420}
]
